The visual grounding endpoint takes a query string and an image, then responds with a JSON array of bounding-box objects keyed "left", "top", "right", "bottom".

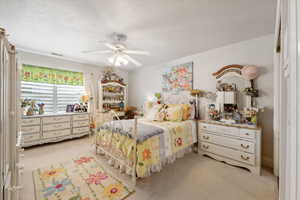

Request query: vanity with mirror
[{"left": 199, "top": 65, "right": 262, "bottom": 175}]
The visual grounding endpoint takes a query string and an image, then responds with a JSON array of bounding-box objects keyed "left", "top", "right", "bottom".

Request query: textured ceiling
[{"left": 0, "top": 0, "right": 277, "bottom": 70}]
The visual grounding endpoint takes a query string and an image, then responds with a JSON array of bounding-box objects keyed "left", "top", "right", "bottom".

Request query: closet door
[
  {"left": 0, "top": 30, "right": 4, "bottom": 200},
  {"left": 0, "top": 33, "right": 11, "bottom": 200},
  {"left": 2, "top": 36, "right": 12, "bottom": 200}
]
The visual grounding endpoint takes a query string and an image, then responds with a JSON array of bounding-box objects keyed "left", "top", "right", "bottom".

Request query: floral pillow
[
  {"left": 181, "top": 104, "right": 193, "bottom": 120},
  {"left": 145, "top": 104, "right": 164, "bottom": 121},
  {"left": 165, "top": 105, "right": 184, "bottom": 121},
  {"left": 154, "top": 109, "right": 166, "bottom": 121}
]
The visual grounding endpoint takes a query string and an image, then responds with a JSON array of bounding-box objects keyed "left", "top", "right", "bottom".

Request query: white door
[{"left": 276, "top": 0, "right": 300, "bottom": 199}]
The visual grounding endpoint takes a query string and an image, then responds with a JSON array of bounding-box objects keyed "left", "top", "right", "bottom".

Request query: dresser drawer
[
  {"left": 21, "top": 125, "right": 40, "bottom": 135},
  {"left": 43, "top": 129, "right": 71, "bottom": 139},
  {"left": 73, "top": 120, "right": 89, "bottom": 128},
  {"left": 201, "top": 142, "right": 255, "bottom": 165},
  {"left": 22, "top": 118, "right": 40, "bottom": 126},
  {"left": 239, "top": 129, "right": 256, "bottom": 140},
  {"left": 200, "top": 133, "right": 255, "bottom": 154},
  {"left": 73, "top": 114, "right": 89, "bottom": 121},
  {"left": 73, "top": 127, "right": 90, "bottom": 134},
  {"left": 43, "top": 122, "right": 70, "bottom": 131},
  {"left": 199, "top": 123, "right": 239, "bottom": 137},
  {"left": 199, "top": 123, "right": 216, "bottom": 132},
  {"left": 22, "top": 133, "right": 40, "bottom": 142},
  {"left": 238, "top": 140, "right": 255, "bottom": 154},
  {"left": 43, "top": 116, "right": 71, "bottom": 124},
  {"left": 217, "top": 126, "right": 239, "bottom": 137}
]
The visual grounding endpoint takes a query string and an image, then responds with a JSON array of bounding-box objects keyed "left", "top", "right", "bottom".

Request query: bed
[{"left": 95, "top": 93, "right": 199, "bottom": 185}]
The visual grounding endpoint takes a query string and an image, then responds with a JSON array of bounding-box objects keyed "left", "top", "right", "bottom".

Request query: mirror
[
  {"left": 210, "top": 65, "right": 259, "bottom": 126},
  {"left": 217, "top": 75, "right": 251, "bottom": 110}
]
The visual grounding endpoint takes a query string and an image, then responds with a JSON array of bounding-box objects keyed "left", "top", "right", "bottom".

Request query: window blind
[
  {"left": 21, "top": 65, "right": 85, "bottom": 114},
  {"left": 21, "top": 81, "right": 85, "bottom": 113}
]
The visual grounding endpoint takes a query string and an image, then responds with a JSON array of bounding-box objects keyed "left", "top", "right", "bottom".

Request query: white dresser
[
  {"left": 21, "top": 113, "right": 90, "bottom": 147},
  {"left": 198, "top": 120, "right": 262, "bottom": 175}
]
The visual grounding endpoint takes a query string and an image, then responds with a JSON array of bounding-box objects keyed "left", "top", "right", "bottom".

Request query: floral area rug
[{"left": 32, "top": 156, "right": 134, "bottom": 200}]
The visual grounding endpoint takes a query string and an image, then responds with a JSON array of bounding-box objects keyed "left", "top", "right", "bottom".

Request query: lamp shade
[{"left": 241, "top": 65, "right": 258, "bottom": 80}]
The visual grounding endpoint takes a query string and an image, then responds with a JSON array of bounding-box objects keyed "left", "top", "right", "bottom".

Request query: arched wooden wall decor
[{"left": 212, "top": 64, "right": 244, "bottom": 80}]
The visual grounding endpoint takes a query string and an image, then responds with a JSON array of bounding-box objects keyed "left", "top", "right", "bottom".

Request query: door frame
[{"left": 275, "top": 0, "right": 300, "bottom": 199}]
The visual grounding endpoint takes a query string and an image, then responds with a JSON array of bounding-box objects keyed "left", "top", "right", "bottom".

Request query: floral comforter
[{"left": 96, "top": 119, "right": 197, "bottom": 177}]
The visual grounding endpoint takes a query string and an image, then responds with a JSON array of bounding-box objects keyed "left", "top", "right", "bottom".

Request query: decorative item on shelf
[
  {"left": 124, "top": 106, "right": 137, "bottom": 119},
  {"left": 154, "top": 92, "right": 162, "bottom": 104},
  {"left": 203, "top": 91, "right": 217, "bottom": 100},
  {"left": 233, "top": 109, "right": 242, "bottom": 123},
  {"left": 220, "top": 104, "right": 238, "bottom": 124},
  {"left": 216, "top": 82, "right": 236, "bottom": 92},
  {"left": 101, "top": 68, "right": 125, "bottom": 85},
  {"left": 27, "top": 101, "right": 38, "bottom": 116},
  {"left": 242, "top": 107, "right": 258, "bottom": 126},
  {"left": 81, "top": 95, "right": 89, "bottom": 104},
  {"left": 74, "top": 103, "right": 87, "bottom": 112},
  {"left": 241, "top": 65, "right": 258, "bottom": 80},
  {"left": 21, "top": 99, "right": 39, "bottom": 116},
  {"left": 243, "top": 87, "right": 259, "bottom": 97},
  {"left": 21, "top": 98, "right": 31, "bottom": 115},
  {"left": 66, "top": 104, "right": 75, "bottom": 112},
  {"left": 37, "top": 103, "right": 45, "bottom": 115},
  {"left": 208, "top": 104, "right": 220, "bottom": 121},
  {"left": 119, "top": 101, "right": 125, "bottom": 111}
]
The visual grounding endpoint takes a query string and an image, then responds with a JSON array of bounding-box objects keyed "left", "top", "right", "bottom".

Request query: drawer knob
[
  {"left": 240, "top": 144, "right": 250, "bottom": 149},
  {"left": 203, "top": 126, "right": 207, "bottom": 128},
  {"left": 202, "top": 144, "right": 209, "bottom": 149},
  {"left": 202, "top": 135, "right": 210, "bottom": 140},
  {"left": 240, "top": 155, "right": 250, "bottom": 160},
  {"left": 245, "top": 132, "right": 250, "bottom": 136}
]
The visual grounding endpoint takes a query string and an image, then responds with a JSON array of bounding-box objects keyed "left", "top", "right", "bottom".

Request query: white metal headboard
[
  {"left": 163, "top": 91, "right": 200, "bottom": 119},
  {"left": 163, "top": 91, "right": 195, "bottom": 104}
]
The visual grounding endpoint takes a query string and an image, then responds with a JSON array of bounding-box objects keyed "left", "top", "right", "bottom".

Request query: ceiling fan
[{"left": 82, "top": 33, "right": 149, "bottom": 67}]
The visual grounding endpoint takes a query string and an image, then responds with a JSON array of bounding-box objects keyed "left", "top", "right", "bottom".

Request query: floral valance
[{"left": 22, "top": 64, "right": 84, "bottom": 86}]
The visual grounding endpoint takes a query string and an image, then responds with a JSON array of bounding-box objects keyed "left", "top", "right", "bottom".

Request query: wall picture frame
[{"left": 162, "top": 62, "right": 193, "bottom": 93}]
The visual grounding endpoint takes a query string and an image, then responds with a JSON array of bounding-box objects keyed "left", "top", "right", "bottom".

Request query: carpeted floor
[{"left": 21, "top": 136, "right": 277, "bottom": 200}]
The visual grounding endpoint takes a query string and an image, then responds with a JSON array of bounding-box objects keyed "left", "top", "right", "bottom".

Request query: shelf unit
[{"left": 99, "top": 80, "right": 127, "bottom": 117}]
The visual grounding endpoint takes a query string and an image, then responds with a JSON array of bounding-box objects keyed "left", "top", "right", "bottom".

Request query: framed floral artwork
[{"left": 162, "top": 62, "right": 193, "bottom": 92}]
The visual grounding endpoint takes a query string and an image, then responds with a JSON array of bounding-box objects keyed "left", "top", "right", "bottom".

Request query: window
[{"left": 21, "top": 65, "right": 85, "bottom": 114}]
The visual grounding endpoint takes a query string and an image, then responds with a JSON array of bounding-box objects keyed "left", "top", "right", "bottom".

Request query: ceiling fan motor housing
[{"left": 112, "top": 32, "right": 127, "bottom": 42}]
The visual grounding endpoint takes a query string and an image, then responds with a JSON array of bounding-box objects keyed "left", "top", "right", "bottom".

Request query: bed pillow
[
  {"left": 144, "top": 101, "right": 154, "bottom": 116},
  {"left": 165, "top": 105, "right": 184, "bottom": 121},
  {"left": 145, "top": 104, "right": 164, "bottom": 121},
  {"left": 181, "top": 104, "right": 193, "bottom": 120}
]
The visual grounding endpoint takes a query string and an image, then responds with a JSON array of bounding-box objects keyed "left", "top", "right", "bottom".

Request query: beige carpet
[{"left": 21, "top": 136, "right": 277, "bottom": 200}]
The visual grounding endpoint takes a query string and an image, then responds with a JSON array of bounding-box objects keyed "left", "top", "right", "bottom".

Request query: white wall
[{"left": 128, "top": 34, "right": 274, "bottom": 168}]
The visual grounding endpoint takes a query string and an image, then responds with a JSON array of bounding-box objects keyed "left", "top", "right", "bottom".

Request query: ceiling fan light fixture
[{"left": 108, "top": 55, "right": 128, "bottom": 66}]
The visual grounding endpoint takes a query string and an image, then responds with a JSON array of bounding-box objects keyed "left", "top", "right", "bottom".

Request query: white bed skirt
[{"left": 96, "top": 144, "right": 194, "bottom": 178}]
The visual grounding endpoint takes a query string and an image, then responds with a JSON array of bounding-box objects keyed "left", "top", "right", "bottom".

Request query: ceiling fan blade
[
  {"left": 123, "top": 55, "right": 142, "bottom": 67},
  {"left": 123, "top": 50, "right": 150, "bottom": 55},
  {"left": 108, "top": 55, "right": 118, "bottom": 65},
  {"left": 82, "top": 49, "right": 112, "bottom": 54},
  {"left": 105, "top": 43, "right": 117, "bottom": 50}
]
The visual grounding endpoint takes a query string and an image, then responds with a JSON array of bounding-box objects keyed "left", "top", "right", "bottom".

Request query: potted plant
[{"left": 243, "top": 87, "right": 259, "bottom": 97}]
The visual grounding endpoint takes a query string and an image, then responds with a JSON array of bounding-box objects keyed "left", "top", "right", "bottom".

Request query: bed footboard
[{"left": 95, "top": 115, "right": 138, "bottom": 186}]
